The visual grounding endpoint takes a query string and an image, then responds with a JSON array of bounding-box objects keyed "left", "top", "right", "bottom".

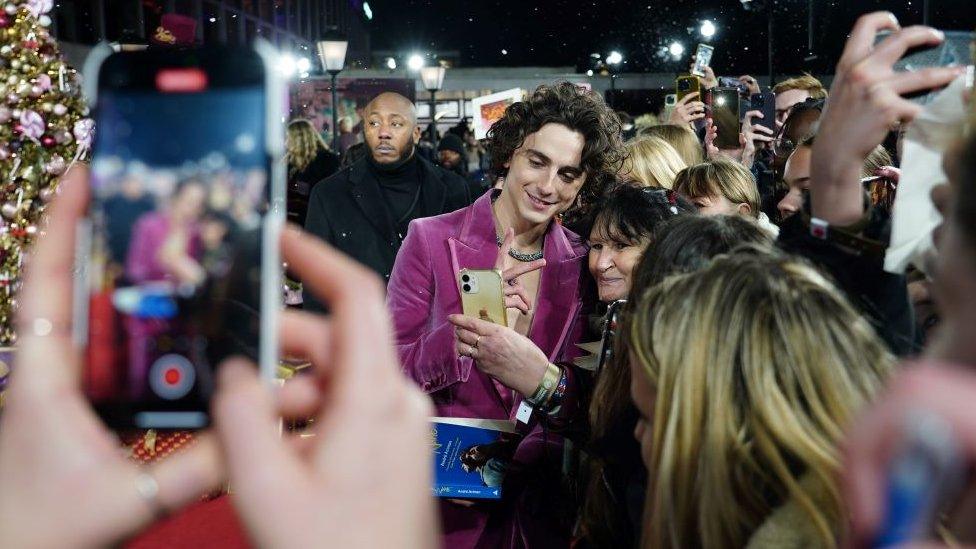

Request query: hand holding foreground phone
[
  {"left": 0, "top": 167, "right": 222, "bottom": 547},
  {"left": 0, "top": 166, "right": 438, "bottom": 548}
]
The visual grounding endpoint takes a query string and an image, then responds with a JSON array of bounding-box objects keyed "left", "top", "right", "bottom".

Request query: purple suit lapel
[{"left": 529, "top": 223, "right": 586, "bottom": 362}]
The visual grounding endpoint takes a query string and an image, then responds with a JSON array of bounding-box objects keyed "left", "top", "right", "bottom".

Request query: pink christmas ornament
[
  {"left": 18, "top": 109, "right": 45, "bottom": 140},
  {"left": 25, "top": 0, "right": 53, "bottom": 17},
  {"left": 34, "top": 73, "right": 51, "bottom": 92},
  {"left": 73, "top": 118, "right": 94, "bottom": 149},
  {"left": 44, "top": 154, "right": 65, "bottom": 175}
]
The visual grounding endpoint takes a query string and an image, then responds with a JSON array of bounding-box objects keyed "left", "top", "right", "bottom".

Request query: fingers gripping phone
[
  {"left": 76, "top": 42, "right": 285, "bottom": 429},
  {"left": 458, "top": 269, "right": 508, "bottom": 328},
  {"left": 750, "top": 91, "right": 776, "bottom": 130}
]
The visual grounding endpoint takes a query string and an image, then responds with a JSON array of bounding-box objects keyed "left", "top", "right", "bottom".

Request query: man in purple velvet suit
[{"left": 387, "top": 82, "right": 625, "bottom": 548}]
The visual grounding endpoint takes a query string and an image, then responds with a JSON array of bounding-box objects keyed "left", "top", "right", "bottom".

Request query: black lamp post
[
  {"left": 420, "top": 65, "right": 447, "bottom": 151},
  {"left": 317, "top": 31, "right": 348, "bottom": 152}
]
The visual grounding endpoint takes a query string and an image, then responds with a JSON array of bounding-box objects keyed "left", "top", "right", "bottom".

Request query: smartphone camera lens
[
  {"left": 461, "top": 274, "right": 470, "bottom": 283},
  {"left": 462, "top": 284, "right": 471, "bottom": 292}
]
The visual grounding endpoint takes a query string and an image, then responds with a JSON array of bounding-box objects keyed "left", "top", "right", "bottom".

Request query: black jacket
[{"left": 302, "top": 155, "right": 473, "bottom": 312}]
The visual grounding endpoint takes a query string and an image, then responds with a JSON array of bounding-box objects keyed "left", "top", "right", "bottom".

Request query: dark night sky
[{"left": 367, "top": 0, "right": 974, "bottom": 75}]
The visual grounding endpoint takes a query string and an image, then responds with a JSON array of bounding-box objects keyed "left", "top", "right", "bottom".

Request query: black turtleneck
[{"left": 366, "top": 150, "right": 422, "bottom": 229}]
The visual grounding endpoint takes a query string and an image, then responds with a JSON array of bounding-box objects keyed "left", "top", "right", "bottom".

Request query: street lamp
[
  {"left": 606, "top": 51, "right": 623, "bottom": 106},
  {"left": 407, "top": 54, "right": 425, "bottom": 70},
  {"left": 420, "top": 65, "right": 447, "bottom": 150},
  {"left": 316, "top": 29, "right": 348, "bottom": 152},
  {"left": 668, "top": 41, "right": 685, "bottom": 59},
  {"left": 700, "top": 20, "right": 717, "bottom": 39}
]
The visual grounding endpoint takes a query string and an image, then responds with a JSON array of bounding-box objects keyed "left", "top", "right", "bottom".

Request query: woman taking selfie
[
  {"left": 625, "top": 249, "right": 894, "bottom": 547},
  {"left": 387, "top": 82, "right": 623, "bottom": 548}
]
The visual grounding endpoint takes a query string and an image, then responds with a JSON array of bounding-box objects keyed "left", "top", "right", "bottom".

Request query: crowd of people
[{"left": 3, "top": 10, "right": 976, "bottom": 548}]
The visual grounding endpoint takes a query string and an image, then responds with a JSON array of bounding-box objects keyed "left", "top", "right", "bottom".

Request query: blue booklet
[{"left": 431, "top": 417, "right": 517, "bottom": 499}]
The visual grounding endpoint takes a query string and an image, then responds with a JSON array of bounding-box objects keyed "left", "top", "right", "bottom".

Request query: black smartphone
[
  {"left": 708, "top": 87, "right": 741, "bottom": 150},
  {"left": 76, "top": 43, "right": 284, "bottom": 429},
  {"left": 750, "top": 91, "right": 776, "bottom": 132}
]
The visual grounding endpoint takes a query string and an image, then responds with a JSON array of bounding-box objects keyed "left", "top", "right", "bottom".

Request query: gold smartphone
[
  {"left": 458, "top": 269, "right": 508, "bottom": 327},
  {"left": 676, "top": 74, "right": 701, "bottom": 102}
]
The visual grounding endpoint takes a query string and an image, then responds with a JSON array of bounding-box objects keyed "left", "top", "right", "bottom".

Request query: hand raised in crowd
[
  {"left": 739, "top": 75, "right": 761, "bottom": 95},
  {"left": 448, "top": 313, "right": 550, "bottom": 398},
  {"left": 844, "top": 363, "right": 976, "bottom": 546},
  {"left": 496, "top": 227, "right": 545, "bottom": 315},
  {"left": 811, "top": 11, "right": 966, "bottom": 225},
  {"left": 214, "top": 225, "right": 438, "bottom": 549},
  {"left": 701, "top": 65, "right": 719, "bottom": 90},
  {"left": 740, "top": 110, "right": 776, "bottom": 169},
  {"left": 0, "top": 166, "right": 223, "bottom": 547},
  {"left": 704, "top": 118, "right": 721, "bottom": 159},
  {"left": 668, "top": 91, "right": 706, "bottom": 127}
]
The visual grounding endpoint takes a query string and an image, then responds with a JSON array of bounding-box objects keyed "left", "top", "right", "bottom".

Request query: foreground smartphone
[{"left": 76, "top": 42, "right": 284, "bottom": 429}]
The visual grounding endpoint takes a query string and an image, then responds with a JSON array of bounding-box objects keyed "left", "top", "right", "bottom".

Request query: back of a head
[
  {"left": 626, "top": 248, "right": 893, "bottom": 548},
  {"left": 620, "top": 136, "right": 687, "bottom": 189},
  {"left": 773, "top": 74, "right": 828, "bottom": 100},
  {"left": 286, "top": 119, "right": 327, "bottom": 173},
  {"left": 673, "top": 158, "right": 760, "bottom": 217},
  {"left": 629, "top": 214, "right": 773, "bottom": 299},
  {"left": 640, "top": 124, "right": 704, "bottom": 166}
]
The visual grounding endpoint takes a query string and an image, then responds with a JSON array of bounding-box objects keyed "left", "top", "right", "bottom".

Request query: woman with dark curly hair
[{"left": 387, "top": 81, "right": 624, "bottom": 548}]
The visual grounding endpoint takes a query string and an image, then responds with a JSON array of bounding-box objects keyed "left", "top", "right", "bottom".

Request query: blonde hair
[
  {"left": 620, "top": 136, "right": 687, "bottom": 189},
  {"left": 673, "top": 158, "right": 760, "bottom": 217},
  {"left": 286, "top": 119, "right": 329, "bottom": 175},
  {"left": 626, "top": 248, "right": 894, "bottom": 548},
  {"left": 773, "top": 74, "right": 828, "bottom": 100},
  {"left": 640, "top": 124, "right": 704, "bottom": 166}
]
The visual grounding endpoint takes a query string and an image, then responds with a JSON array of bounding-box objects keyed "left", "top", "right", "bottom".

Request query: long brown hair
[{"left": 286, "top": 119, "right": 329, "bottom": 175}]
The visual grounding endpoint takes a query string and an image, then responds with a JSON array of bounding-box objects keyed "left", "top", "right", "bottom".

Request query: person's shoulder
[{"left": 309, "top": 161, "right": 357, "bottom": 196}]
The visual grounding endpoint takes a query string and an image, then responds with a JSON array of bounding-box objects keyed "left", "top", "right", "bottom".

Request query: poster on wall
[
  {"left": 290, "top": 78, "right": 416, "bottom": 154},
  {"left": 471, "top": 88, "right": 524, "bottom": 140}
]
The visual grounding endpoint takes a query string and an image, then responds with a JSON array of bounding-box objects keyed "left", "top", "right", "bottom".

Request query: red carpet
[{"left": 126, "top": 495, "right": 252, "bottom": 549}]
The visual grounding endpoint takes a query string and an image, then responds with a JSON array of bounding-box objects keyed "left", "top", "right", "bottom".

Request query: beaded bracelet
[{"left": 541, "top": 368, "right": 569, "bottom": 415}]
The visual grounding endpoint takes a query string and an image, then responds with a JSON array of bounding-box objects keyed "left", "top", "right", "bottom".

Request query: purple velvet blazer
[{"left": 387, "top": 191, "right": 589, "bottom": 548}]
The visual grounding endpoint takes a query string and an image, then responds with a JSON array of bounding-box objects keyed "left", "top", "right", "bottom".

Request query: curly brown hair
[{"left": 485, "top": 81, "right": 625, "bottom": 215}]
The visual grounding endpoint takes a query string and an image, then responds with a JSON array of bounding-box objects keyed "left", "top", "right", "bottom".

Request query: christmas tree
[{"left": 0, "top": 0, "right": 92, "bottom": 345}]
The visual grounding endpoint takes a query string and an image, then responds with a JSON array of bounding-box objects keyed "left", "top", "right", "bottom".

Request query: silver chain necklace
[{"left": 496, "top": 235, "right": 543, "bottom": 262}]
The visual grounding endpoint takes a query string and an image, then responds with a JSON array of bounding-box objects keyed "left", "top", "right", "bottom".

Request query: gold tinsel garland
[{"left": 0, "top": 0, "right": 91, "bottom": 346}]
